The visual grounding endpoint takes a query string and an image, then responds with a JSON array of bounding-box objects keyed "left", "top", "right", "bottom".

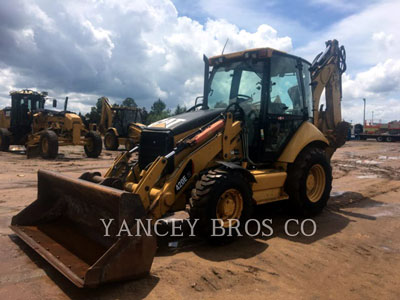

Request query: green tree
[
  {"left": 141, "top": 107, "right": 148, "bottom": 124},
  {"left": 122, "top": 97, "right": 137, "bottom": 107},
  {"left": 174, "top": 104, "right": 187, "bottom": 115},
  {"left": 147, "top": 99, "right": 171, "bottom": 124},
  {"left": 85, "top": 98, "right": 103, "bottom": 124},
  {"left": 151, "top": 99, "right": 166, "bottom": 114}
]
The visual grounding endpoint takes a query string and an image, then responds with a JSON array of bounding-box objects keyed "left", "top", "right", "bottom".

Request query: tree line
[{"left": 84, "top": 97, "right": 187, "bottom": 126}]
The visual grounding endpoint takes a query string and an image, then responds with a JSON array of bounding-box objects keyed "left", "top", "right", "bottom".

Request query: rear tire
[
  {"left": 376, "top": 136, "right": 383, "bottom": 142},
  {"left": 285, "top": 147, "right": 332, "bottom": 216},
  {"left": 0, "top": 128, "right": 10, "bottom": 151},
  {"left": 84, "top": 131, "right": 102, "bottom": 158},
  {"left": 189, "top": 168, "right": 253, "bottom": 241},
  {"left": 386, "top": 136, "right": 393, "bottom": 142},
  {"left": 104, "top": 130, "right": 119, "bottom": 150},
  {"left": 39, "top": 130, "right": 58, "bottom": 159}
]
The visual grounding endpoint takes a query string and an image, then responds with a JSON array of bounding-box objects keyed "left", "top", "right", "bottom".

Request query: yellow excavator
[
  {"left": 97, "top": 97, "right": 145, "bottom": 150},
  {"left": 10, "top": 40, "right": 348, "bottom": 287}
]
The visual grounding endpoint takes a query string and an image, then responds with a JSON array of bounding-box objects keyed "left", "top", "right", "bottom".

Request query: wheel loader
[
  {"left": 10, "top": 40, "right": 348, "bottom": 287},
  {"left": 96, "top": 97, "right": 145, "bottom": 150},
  {"left": 0, "top": 90, "right": 102, "bottom": 159}
]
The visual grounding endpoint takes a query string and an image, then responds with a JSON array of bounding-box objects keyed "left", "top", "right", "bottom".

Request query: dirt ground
[{"left": 0, "top": 141, "right": 399, "bottom": 300}]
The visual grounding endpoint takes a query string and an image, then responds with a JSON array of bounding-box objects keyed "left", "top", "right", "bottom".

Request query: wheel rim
[
  {"left": 86, "top": 138, "right": 94, "bottom": 152},
  {"left": 41, "top": 137, "right": 48, "bottom": 154},
  {"left": 216, "top": 188, "right": 243, "bottom": 228},
  {"left": 306, "top": 164, "right": 326, "bottom": 203},
  {"left": 105, "top": 135, "right": 112, "bottom": 148}
]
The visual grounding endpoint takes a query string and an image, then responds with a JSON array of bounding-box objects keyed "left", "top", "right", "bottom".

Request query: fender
[
  {"left": 107, "top": 127, "right": 119, "bottom": 137},
  {"left": 216, "top": 161, "right": 256, "bottom": 183},
  {"left": 278, "top": 122, "right": 329, "bottom": 163}
]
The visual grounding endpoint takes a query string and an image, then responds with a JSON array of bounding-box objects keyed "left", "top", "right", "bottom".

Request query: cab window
[{"left": 269, "top": 56, "right": 304, "bottom": 116}]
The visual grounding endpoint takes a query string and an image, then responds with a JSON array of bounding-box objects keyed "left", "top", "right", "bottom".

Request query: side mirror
[{"left": 53, "top": 99, "right": 57, "bottom": 108}]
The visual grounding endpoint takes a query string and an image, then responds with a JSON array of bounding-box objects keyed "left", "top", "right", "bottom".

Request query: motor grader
[
  {"left": 10, "top": 40, "right": 348, "bottom": 287},
  {"left": 96, "top": 97, "right": 145, "bottom": 150},
  {"left": 0, "top": 90, "right": 102, "bottom": 159}
]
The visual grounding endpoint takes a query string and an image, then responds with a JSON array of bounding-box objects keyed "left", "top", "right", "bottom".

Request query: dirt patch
[{"left": 0, "top": 141, "right": 400, "bottom": 299}]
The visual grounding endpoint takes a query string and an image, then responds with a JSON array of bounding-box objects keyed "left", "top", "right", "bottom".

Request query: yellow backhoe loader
[
  {"left": 97, "top": 97, "right": 145, "bottom": 150},
  {"left": 0, "top": 90, "right": 102, "bottom": 158},
  {"left": 10, "top": 40, "right": 348, "bottom": 287}
]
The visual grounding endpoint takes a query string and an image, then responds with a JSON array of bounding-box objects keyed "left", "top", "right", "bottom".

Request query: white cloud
[
  {"left": 2, "top": 0, "right": 398, "bottom": 126},
  {"left": 296, "top": 0, "right": 400, "bottom": 123},
  {"left": 344, "top": 59, "right": 400, "bottom": 97},
  {"left": 0, "top": 0, "right": 292, "bottom": 113}
]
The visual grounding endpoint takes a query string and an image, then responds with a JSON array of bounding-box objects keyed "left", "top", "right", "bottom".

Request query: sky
[{"left": 0, "top": 0, "right": 399, "bottom": 123}]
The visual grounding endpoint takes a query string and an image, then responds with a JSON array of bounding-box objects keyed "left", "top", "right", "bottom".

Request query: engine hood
[{"left": 147, "top": 108, "right": 223, "bottom": 136}]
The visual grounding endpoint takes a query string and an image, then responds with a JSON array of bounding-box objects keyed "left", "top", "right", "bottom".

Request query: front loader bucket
[{"left": 10, "top": 170, "right": 157, "bottom": 287}]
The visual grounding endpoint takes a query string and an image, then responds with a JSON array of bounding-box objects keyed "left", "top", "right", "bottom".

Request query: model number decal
[{"left": 175, "top": 161, "right": 193, "bottom": 193}]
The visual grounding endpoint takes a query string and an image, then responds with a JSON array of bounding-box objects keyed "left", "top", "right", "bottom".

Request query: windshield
[{"left": 207, "top": 61, "right": 264, "bottom": 109}]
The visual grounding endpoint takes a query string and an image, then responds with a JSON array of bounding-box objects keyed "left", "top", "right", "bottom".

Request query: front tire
[
  {"left": 104, "top": 130, "right": 119, "bottom": 150},
  {"left": 39, "top": 130, "right": 58, "bottom": 159},
  {"left": 285, "top": 147, "right": 332, "bottom": 216},
  {"left": 189, "top": 168, "right": 253, "bottom": 240},
  {"left": 84, "top": 131, "right": 102, "bottom": 158},
  {"left": 0, "top": 128, "right": 10, "bottom": 151}
]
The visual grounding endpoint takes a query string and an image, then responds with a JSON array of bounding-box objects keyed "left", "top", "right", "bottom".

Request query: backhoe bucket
[{"left": 10, "top": 170, "right": 157, "bottom": 287}]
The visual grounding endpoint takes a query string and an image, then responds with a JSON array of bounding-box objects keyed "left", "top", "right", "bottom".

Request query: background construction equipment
[{"left": 0, "top": 90, "right": 102, "bottom": 158}]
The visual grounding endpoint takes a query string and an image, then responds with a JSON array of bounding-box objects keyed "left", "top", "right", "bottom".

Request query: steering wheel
[{"left": 234, "top": 94, "right": 253, "bottom": 104}]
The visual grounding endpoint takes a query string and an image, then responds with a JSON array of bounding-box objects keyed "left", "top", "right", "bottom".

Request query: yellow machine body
[{"left": 11, "top": 40, "right": 348, "bottom": 287}]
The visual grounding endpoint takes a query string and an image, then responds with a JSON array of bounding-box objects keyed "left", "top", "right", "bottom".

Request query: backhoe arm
[
  {"left": 310, "top": 39, "right": 348, "bottom": 157},
  {"left": 99, "top": 96, "right": 113, "bottom": 134}
]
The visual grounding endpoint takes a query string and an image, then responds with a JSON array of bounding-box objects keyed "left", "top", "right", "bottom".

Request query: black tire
[
  {"left": 285, "top": 147, "right": 332, "bottom": 216},
  {"left": 189, "top": 168, "right": 253, "bottom": 241},
  {"left": 39, "top": 130, "right": 58, "bottom": 159},
  {"left": 84, "top": 131, "right": 102, "bottom": 158},
  {"left": 0, "top": 128, "right": 10, "bottom": 151},
  {"left": 104, "top": 130, "right": 119, "bottom": 150},
  {"left": 376, "top": 136, "right": 383, "bottom": 142},
  {"left": 386, "top": 136, "right": 393, "bottom": 142}
]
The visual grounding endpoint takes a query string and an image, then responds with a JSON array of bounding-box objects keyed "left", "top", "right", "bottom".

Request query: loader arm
[
  {"left": 120, "top": 113, "right": 242, "bottom": 220},
  {"left": 310, "top": 39, "right": 348, "bottom": 157}
]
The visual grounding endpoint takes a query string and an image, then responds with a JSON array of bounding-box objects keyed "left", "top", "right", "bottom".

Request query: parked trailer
[{"left": 356, "top": 134, "right": 400, "bottom": 142}]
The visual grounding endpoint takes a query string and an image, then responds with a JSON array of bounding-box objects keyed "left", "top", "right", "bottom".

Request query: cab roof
[
  {"left": 10, "top": 89, "right": 47, "bottom": 97},
  {"left": 209, "top": 47, "right": 310, "bottom": 66}
]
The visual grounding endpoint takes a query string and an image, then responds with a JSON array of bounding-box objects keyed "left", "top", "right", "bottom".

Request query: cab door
[{"left": 261, "top": 55, "right": 308, "bottom": 162}]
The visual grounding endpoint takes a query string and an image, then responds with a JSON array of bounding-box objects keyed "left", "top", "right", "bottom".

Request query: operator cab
[
  {"left": 111, "top": 107, "right": 144, "bottom": 137},
  {"left": 205, "top": 48, "right": 313, "bottom": 163},
  {"left": 9, "top": 90, "right": 46, "bottom": 137}
]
